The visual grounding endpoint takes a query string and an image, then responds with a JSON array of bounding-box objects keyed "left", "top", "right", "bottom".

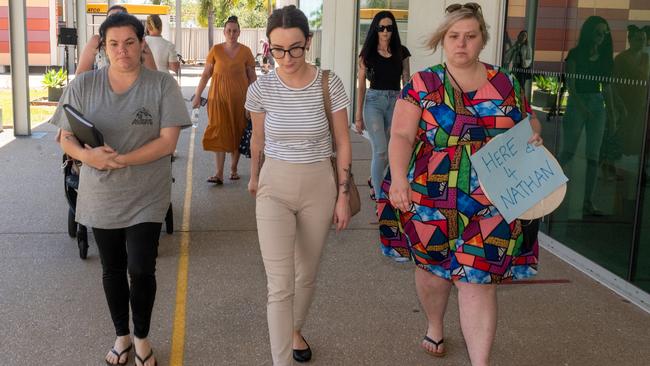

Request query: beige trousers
[{"left": 256, "top": 158, "right": 337, "bottom": 366}]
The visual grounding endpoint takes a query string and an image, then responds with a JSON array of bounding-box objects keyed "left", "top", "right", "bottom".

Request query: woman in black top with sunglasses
[{"left": 355, "top": 11, "right": 410, "bottom": 202}]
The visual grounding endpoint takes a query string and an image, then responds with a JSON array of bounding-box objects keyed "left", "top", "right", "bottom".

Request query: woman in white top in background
[
  {"left": 245, "top": 5, "right": 352, "bottom": 366},
  {"left": 145, "top": 15, "right": 180, "bottom": 74}
]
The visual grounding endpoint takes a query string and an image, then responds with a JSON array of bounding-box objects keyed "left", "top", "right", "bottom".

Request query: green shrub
[
  {"left": 42, "top": 68, "right": 67, "bottom": 88},
  {"left": 533, "top": 75, "right": 559, "bottom": 94}
]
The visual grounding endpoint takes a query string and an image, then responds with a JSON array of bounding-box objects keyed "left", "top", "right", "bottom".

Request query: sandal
[
  {"left": 105, "top": 344, "right": 132, "bottom": 366},
  {"left": 207, "top": 176, "right": 223, "bottom": 185},
  {"left": 229, "top": 172, "right": 241, "bottom": 180},
  {"left": 422, "top": 336, "right": 446, "bottom": 357},
  {"left": 368, "top": 177, "right": 376, "bottom": 201},
  {"left": 135, "top": 348, "right": 157, "bottom": 366}
]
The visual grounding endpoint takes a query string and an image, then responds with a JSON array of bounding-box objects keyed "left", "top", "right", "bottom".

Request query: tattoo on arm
[{"left": 339, "top": 164, "right": 352, "bottom": 194}]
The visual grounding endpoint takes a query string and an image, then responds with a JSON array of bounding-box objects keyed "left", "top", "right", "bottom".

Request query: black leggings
[{"left": 93, "top": 222, "right": 161, "bottom": 338}]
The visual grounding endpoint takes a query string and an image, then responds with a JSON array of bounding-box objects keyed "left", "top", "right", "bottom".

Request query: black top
[
  {"left": 566, "top": 48, "right": 611, "bottom": 94},
  {"left": 367, "top": 45, "right": 411, "bottom": 90}
]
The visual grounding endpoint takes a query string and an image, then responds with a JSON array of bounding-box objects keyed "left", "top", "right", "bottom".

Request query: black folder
[{"left": 63, "top": 104, "right": 104, "bottom": 148}]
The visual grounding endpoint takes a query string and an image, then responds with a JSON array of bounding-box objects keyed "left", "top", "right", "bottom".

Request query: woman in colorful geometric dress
[{"left": 377, "top": 4, "right": 543, "bottom": 365}]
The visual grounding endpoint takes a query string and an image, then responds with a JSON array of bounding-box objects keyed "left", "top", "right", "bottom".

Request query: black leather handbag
[{"left": 238, "top": 119, "right": 252, "bottom": 158}]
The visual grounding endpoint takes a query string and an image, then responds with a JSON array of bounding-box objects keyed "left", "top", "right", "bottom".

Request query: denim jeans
[
  {"left": 363, "top": 88, "right": 400, "bottom": 194},
  {"left": 559, "top": 93, "right": 606, "bottom": 206}
]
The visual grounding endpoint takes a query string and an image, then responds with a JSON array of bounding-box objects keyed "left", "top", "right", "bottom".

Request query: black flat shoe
[{"left": 293, "top": 336, "right": 312, "bottom": 363}]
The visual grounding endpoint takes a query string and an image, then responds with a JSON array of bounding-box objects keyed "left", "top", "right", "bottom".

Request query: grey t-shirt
[{"left": 50, "top": 66, "right": 191, "bottom": 229}]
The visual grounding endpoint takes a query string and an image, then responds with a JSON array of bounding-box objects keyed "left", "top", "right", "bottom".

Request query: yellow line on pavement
[{"left": 169, "top": 127, "right": 196, "bottom": 366}]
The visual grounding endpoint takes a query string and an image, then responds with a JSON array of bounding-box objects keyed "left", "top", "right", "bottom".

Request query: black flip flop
[
  {"left": 105, "top": 344, "right": 132, "bottom": 366},
  {"left": 135, "top": 348, "right": 157, "bottom": 366}
]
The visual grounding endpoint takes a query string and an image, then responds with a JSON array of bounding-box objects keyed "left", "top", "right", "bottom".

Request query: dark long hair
[
  {"left": 359, "top": 11, "right": 403, "bottom": 72},
  {"left": 572, "top": 16, "right": 613, "bottom": 71},
  {"left": 516, "top": 30, "right": 528, "bottom": 46}
]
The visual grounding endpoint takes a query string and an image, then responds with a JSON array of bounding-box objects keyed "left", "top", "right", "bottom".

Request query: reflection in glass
[
  {"left": 612, "top": 26, "right": 649, "bottom": 217},
  {"left": 503, "top": 30, "right": 533, "bottom": 98},
  {"left": 633, "top": 25, "right": 650, "bottom": 293},
  {"left": 559, "top": 16, "right": 613, "bottom": 217}
]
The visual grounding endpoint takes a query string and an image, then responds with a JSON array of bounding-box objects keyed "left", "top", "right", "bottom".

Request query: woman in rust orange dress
[{"left": 193, "top": 15, "right": 257, "bottom": 184}]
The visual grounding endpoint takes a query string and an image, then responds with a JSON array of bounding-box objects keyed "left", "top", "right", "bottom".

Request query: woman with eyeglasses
[
  {"left": 245, "top": 5, "right": 352, "bottom": 365},
  {"left": 193, "top": 15, "right": 257, "bottom": 185},
  {"left": 558, "top": 16, "right": 615, "bottom": 216},
  {"left": 355, "top": 11, "right": 410, "bottom": 203},
  {"left": 377, "top": 3, "right": 542, "bottom": 365}
]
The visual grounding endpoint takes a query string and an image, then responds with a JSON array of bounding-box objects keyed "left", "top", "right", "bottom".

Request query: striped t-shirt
[{"left": 245, "top": 68, "right": 349, "bottom": 163}]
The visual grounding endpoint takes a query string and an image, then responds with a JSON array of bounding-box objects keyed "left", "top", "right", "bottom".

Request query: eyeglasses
[
  {"left": 445, "top": 2, "right": 482, "bottom": 14},
  {"left": 270, "top": 45, "right": 306, "bottom": 59},
  {"left": 377, "top": 24, "right": 395, "bottom": 33}
]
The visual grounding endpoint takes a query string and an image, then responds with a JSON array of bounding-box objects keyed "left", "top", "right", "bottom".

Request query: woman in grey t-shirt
[{"left": 50, "top": 14, "right": 190, "bottom": 366}]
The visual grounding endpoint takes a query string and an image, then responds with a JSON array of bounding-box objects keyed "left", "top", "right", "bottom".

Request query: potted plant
[
  {"left": 532, "top": 75, "right": 559, "bottom": 109},
  {"left": 42, "top": 67, "right": 67, "bottom": 102}
]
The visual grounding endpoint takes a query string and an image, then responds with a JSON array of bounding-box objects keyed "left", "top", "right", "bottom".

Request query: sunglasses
[
  {"left": 446, "top": 2, "right": 482, "bottom": 14},
  {"left": 377, "top": 24, "right": 395, "bottom": 33}
]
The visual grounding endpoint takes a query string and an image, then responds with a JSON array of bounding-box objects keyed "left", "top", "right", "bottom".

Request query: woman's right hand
[
  {"left": 191, "top": 94, "right": 201, "bottom": 109},
  {"left": 389, "top": 176, "right": 412, "bottom": 212},
  {"left": 354, "top": 118, "right": 364, "bottom": 134},
  {"left": 83, "top": 144, "right": 126, "bottom": 171},
  {"left": 247, "top": 178, "right": 258, "bottom": 197}
]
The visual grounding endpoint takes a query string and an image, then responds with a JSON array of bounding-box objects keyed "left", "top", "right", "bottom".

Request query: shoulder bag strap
[{"left": 321, "top": 69, "right": 336, "bottom": 153}]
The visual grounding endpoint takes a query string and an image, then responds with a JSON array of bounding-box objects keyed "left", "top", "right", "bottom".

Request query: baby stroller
[{"left": 62, "top": 154, "right": 174, "bottom": 259}]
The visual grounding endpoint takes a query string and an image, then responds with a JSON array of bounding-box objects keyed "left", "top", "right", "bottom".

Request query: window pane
[{"left": 505, "top": 1, "right": 650, "bottom": 281}]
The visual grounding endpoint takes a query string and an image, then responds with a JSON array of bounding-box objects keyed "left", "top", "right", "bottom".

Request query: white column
[
  {"left": 76, "top": 0, "right": 88, "bottom": 58},
  {"left": 9, "top": 0, "right": 31, "bottom": 136},
  {"left": 64, "top": 0, "right": 76, "bottom": 74},
  {"left": 321, "top": 0, "right": 356, "bottom": 103},
  {"left": 108, "top": 0, "right": 115, "bottom": 7},
  {"left": 176, "top": 0, "right": 182, "bottom": 60}
]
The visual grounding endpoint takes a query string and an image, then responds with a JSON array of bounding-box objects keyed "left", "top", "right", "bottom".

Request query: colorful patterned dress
[{"left": 377, "top": 63, "right": 538, "bottom": 284}]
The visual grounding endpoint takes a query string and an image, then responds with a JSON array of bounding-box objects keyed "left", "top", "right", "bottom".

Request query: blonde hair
[
  {"left": 146, "top": 15, "right": 162, "bottom": 33},
  {"left": 426, "top": 8, "right": 489, "bottom": 52}
]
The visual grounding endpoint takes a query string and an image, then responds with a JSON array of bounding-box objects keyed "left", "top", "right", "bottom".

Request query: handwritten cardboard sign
[{"left": 469, "top": 117, "right": 568, "bottom": 223}]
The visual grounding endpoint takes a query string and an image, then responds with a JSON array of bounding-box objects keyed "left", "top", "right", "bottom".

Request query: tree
[{"left": 309, "top": 3, "right": 322, "bottom": 29}]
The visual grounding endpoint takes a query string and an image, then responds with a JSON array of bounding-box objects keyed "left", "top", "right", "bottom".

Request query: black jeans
[{"left": 93, "top": 222, "right": 161, "bottom": 338}]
